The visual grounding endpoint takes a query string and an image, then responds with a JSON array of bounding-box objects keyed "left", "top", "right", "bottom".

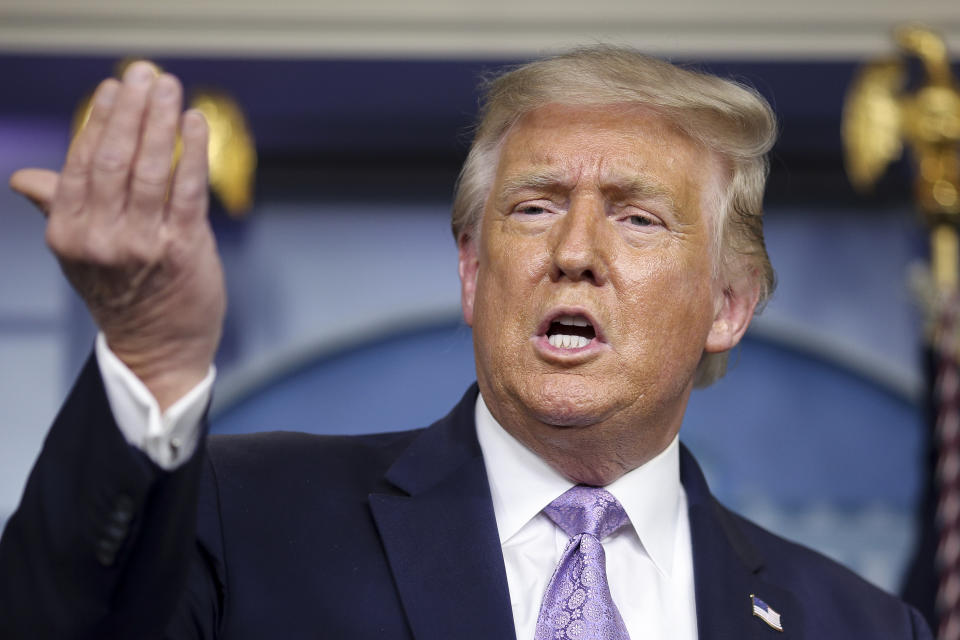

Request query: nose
[{"left": 549, "top": 197, "right": 608, "bottom": 286}]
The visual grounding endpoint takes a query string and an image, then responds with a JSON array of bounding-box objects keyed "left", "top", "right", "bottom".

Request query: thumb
[{"left": 9, "top": 168, "right": 59, "bottom": 216}]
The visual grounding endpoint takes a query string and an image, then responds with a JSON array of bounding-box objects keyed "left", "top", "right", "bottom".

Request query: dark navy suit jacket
[{"left": 0, "top": 356, "right": 933, "bottom": 639}]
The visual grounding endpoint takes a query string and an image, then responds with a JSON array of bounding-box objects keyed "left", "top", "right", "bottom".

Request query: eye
[
  {"left": 511, "top": 200, "right": 558, "bottom": 217},
  {"left": 621, "top": 210, "right": 663, "bottom": 229},
  {"left": 518, "top": 205, "right": 548, "bottom": 215}
]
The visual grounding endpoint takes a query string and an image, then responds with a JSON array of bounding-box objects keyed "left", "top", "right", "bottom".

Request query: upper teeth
[{"left": 556, "top": 315, "right": 589, "bottom": 327}]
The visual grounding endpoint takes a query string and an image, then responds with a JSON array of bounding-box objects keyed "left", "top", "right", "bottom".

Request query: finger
[
  {"left": 9, "top": 168, "right": 59, "bottom": 216},
  {"left": 167, "top": 109, "right": 209, "bottom": 226},
  {"left": 128, "top": 74, "right": 183, "bottom": 227},
  {"left": 55, "top": 79, "right": 120, "bottom": 215},
  {"left": 87, "top": 61, "right": 156, "bottom": 219}
]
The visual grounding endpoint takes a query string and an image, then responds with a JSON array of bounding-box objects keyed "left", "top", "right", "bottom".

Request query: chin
[{"left": 523, "top": 374, "right": 614, "bottom": 427}]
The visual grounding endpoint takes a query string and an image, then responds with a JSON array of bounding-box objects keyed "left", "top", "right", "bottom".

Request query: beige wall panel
[{"left": 0, "top": 0, "right": 958, "bottom": 59}]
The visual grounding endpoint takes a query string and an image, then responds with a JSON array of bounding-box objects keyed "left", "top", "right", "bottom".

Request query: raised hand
[{"left": 9, "top": 62, "right": 226, "bottom": 410}]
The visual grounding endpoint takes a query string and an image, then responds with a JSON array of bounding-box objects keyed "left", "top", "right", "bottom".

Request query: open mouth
[{"left": 545, "top": 314, "right": 597, "bottom": 349}]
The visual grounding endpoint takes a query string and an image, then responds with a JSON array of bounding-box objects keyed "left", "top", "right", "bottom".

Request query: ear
[
  {"left": 458, "top": 232, "right": 479, "bottom": 327},
  {"left": 704, "top": 272, "right": 761, "bottom": 354}
]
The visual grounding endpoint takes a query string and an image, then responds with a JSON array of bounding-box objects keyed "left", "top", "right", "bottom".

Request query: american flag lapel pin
[{"left": 751, "top": 594, "right": 784, "bottom": 632}]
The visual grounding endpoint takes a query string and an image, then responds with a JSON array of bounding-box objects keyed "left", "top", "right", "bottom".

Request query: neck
[{"left": 480, "top": 393, "right": 683, "bottom": 486}]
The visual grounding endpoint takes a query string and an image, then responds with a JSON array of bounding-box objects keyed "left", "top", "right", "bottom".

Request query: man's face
[{"left": 459, "top": 104, "right": 757, "bottom": 483}]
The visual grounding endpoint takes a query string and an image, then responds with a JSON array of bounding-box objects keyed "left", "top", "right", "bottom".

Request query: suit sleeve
[{"left": 0, "top": 354, "right": 222, "bottom": 639}]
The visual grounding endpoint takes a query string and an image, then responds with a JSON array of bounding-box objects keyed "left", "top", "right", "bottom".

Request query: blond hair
[{"left": 451, "top": 45, "right": 777, "bottom": 387}]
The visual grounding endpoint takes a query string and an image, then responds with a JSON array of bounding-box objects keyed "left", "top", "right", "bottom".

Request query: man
[{"left": 0, "top": 46, "right": 931, "bottom": 639}]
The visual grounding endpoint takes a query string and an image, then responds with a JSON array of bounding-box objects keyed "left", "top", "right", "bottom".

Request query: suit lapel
[
  {"left": 369, "top": 385, "right": 517, "bottom": 640},
  {"left": 682, "top": 445, "right": 804, "bottom": 640},
  {"left": 369, "top": 393, "right": 807, "bottom": 640}
]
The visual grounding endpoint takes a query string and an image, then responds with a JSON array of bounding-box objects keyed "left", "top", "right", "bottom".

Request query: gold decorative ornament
[
  {"left": 71, "top": 59, "right": 257, "bottom": 218},
  {"left": 843, "top": 25, "right": 960, "bottom": 292},
  {"left": 190, "top": 91, "right": 256, "bottom": 215}
]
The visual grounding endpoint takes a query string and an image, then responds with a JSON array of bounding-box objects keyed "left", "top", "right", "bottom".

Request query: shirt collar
[{"left": 474, "top": 392, "right": 683, "bottom": 576}]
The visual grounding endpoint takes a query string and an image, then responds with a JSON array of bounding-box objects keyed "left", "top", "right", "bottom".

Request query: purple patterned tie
[{"left": 534, "top": 486, "right": 631, "bottom": 640}]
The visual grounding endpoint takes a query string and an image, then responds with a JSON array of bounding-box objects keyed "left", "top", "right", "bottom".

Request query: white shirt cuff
[{"left": 95, "top": 332, "right": 215, "bottom": 470}]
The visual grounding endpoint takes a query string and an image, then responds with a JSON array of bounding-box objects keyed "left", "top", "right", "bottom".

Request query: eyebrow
[
  {"left": 496, "top": 168, "right": 678, "bottom": 212},
  {"left": 497, "top": 170, "right": 573, "bottom": 199},
  {"left": 601, "top": 175, "right": 676, "bottom": 208}
]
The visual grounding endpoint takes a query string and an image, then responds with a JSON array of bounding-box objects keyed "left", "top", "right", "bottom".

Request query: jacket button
[
  {"left": 112, "top": 494, "right": 134, "bottom": 525},
  {"left": 103, "top": 523, "right": 128, "bottom": 542},
  {"left": 95, "top": 538, "right": 119, "bottom": 566}
]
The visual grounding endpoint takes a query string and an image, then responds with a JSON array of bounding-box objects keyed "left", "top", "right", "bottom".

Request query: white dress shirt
[
  {"left": 96, "top": 333, "right": 214, "bottom": 470},
  {"left": 474, "top": 395, "right": 698, "bottom": 640},
  {"left": 97, "top": 338, "right": 697, "bottom": 638}
]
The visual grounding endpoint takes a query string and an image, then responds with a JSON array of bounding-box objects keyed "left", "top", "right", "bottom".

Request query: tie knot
[{"left": 543, "top": 485, "right": 629, "bottom": 540}]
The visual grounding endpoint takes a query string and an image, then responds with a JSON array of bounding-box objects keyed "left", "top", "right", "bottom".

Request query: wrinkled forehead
[{"left": 489, "top": 103, "right": 729, "bottom": 229}]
